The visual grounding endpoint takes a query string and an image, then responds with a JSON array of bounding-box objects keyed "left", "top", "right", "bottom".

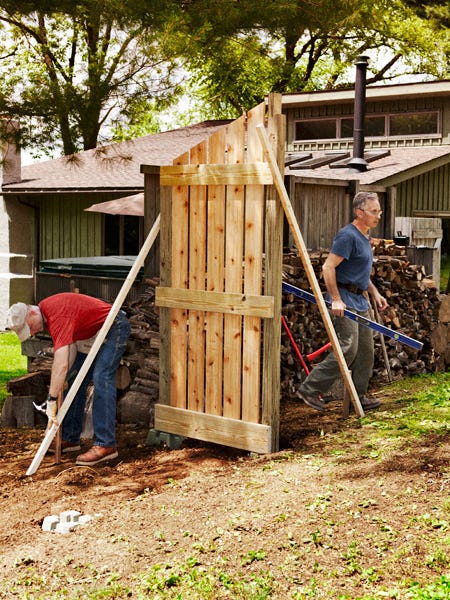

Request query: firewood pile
[{"left": 281, "top": 240, "right": 447, "bottom": 402}]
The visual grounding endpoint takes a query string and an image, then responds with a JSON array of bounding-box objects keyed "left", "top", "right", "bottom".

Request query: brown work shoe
[
  {"left": 76, "top": 446, "right": 118, "bottom": 466},
  {"left": 46, "top": 440, "right": 81, "bottom": 455}
]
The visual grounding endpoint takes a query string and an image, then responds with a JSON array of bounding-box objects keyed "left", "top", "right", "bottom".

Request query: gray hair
[{"left": 353, "top": 191, "right": 378, "bottom": 212}]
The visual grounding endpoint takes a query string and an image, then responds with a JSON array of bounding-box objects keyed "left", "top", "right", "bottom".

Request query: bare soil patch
[{"left": 1, "top": 389, "right": 449, "bottom": 599}]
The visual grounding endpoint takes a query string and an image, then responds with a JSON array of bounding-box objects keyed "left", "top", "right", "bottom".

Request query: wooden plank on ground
[
  {"left": 223, "top": 116, "right": 245, "bottom": 419},
  {"left": 187, "top": 141, "right": 207, "bottom": 412},
  {"left": 155, "top": 404, "right": 272, "bottom": 454},
  {"left": 170, "top": 152, "right": 189, "bottom": 409},
  {"left": 155, "top": 287, "right": 274, "bottom": 317},
  {"left": 242, "top": 101, "right": 265, "bottom": 423}
]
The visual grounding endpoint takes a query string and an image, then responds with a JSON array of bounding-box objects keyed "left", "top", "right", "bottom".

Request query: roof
[
  {"left": 282, "top": 80, "right": 450, "bottom": 108},
  {"left": 2, "top": 120, "right": 231, "bottom": 194},
  {"left": 287, "top": 145, "right": 450, "bottom": 186},
  {"left": 85, "top": 193, "right": 144, "bottom": 216}
]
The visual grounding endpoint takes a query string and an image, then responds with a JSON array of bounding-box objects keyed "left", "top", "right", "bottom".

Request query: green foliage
[
  {"left": 441, "top": 254, "right": 450, "bottom": 292},
  {"left": 138, "top": 561, "right": 274, "bottom": 599},
  {"left": 176, "top": 0, "right": 450, "bottom": 118},
  {"left": 0, "top": 2, "right": 183, "bottom": 156},
  {"left": 1, "top": 0, "right": 450, "bottom": 154},
  {"left": 360, "top": 373, "right": 450, "bottom": 452},
  {"left": 0, "top": 332, "right": 27, "bottom": 410},
  {"left": 405, "top": 574, "right": 450, "bottom": 599}
]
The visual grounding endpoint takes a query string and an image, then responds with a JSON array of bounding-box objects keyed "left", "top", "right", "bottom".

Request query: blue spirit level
[{"left": 282, "top": 282, "right": 423, "bottom": 351}]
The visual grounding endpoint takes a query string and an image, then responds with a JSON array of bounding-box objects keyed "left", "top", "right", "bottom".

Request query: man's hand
[
  {"left": 46, "top": 399, "right": 58, "bottom": 425},
  {"left": 331, "top": 298, "right": 346, "bottom": 317},
  {"left": 371, "top": 289, "right": 388, "bottom": 312}
]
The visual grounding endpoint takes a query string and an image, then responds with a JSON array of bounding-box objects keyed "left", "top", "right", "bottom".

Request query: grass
[
  {"left": 440, "top": 254, "right": 450, "bottom": 292},
  {"left": 0, "top": 331, "right": 28, "bottom": 411}
]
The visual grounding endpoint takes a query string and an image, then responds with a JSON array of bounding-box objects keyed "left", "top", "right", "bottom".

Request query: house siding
[
  {"left": 396, "top": 164, "right": 450, "bottom": 215},
  {"left": 38, "top": 194, "right": 103, "bottom": 261}
]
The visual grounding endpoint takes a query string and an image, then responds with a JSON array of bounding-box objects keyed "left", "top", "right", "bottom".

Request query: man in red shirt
[{"left": 6, "top": 293, "right": 130, "bottom": 466}]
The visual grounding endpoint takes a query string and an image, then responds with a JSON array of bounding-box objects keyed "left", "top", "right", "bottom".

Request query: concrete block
[
  {"left": 42, "top": 516, "right": 60, "bottom": 532},
  {"left": 42, "top": 511, "right": 93, "bottom": 533},
  {"left": 78, "top": 515, "right": 93, "bottom": 526},
  {"left": 146, "top": 429, "right": 185, "bottom": 450},
  {"left": 55, "top": 522, "right": 75, "bottom": 534},
  {"left": 60, "top": 510, "right": 81, "bottom": 524}
]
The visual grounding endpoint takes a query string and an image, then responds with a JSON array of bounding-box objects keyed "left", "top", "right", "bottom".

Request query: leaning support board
[
  {"left": 25, "top": 215, "right": 161, "bottom": 476},
  {"left": 282, "top": 283, "right": 423, "bottom": 351},
  {"left": 256, "top": 124, "right": 364, "bottom": 417}
]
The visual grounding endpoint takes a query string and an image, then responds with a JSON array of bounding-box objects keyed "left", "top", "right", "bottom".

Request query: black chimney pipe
[{"left": 348, "top": 55, "right": 369, "bottom": 172}]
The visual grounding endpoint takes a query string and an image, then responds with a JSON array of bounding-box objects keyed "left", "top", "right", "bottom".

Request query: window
[
  {"left": 295, "top": 111, "right": 439, "bottom": 141},
  {"left": 389, "top": 112, "right": 438, "bottom": 136},
  {"left": 340, "top": 116, "right": 386, "bottom": 138},
  {"left": 296, "top": 119, "right": 337, "bottom": 140},
  {"left": 104, "top": 215, "right": 142, "bottom": 256}
]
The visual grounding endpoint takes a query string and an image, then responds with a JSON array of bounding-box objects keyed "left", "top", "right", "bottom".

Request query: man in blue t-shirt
[{"left": 297, "top": 191, "right": 388, "bottom": 412}]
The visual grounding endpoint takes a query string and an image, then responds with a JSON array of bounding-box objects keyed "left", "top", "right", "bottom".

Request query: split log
[{"left": 7, "top": 371, "right": 49, "bottom": 404}]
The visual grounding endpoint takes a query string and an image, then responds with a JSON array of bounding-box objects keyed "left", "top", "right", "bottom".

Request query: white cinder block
[{"left": 42, "top": 515, "right": 60, "bottom": 532}]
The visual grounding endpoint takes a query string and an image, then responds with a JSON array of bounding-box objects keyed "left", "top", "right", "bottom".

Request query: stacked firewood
[
  {"left": 281, "top": 241, "right": 445, "bottom": 401},
  {"left": 115, "top": 285, "right": 160, "bottom": 425}
]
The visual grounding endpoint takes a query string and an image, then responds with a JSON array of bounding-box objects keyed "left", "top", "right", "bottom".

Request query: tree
[
  {"left": 0, "top": 0, "right": 447, "bottom": 156},
  {"left": 0, "top": 1, "right": 184, "bottom": 156},
  {"left": 171, "top": 0, "right": 449, "bottom": 121}
]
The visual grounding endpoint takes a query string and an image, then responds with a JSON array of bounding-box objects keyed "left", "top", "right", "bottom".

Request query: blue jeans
[
  {"left": 300, "top": 310, "right": 374, "bottom": 400},
  {"left": 62, "top": 311, "right": 130, "bottom": 447}
]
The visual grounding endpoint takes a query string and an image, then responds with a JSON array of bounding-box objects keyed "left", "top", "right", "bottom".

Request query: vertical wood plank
[
  {"left": 159, "top": 174, "right": 172, "bottom": 406},
  {"left": 223, "top": 115, "right": 245, "bottom": 419},
  {"left": 187, "top": 141, "right": 207, "bottom": 412},
  {"left": 262, "top": 95, "right": 285, "bottom": 451},
  {"left": 205, "top": 127, "right": 227, "bottom": 415},
  {"left": 241, "top": 102, "right": 265, "bottom": 423},
  {"left": 170, "top": 152, "right": 189, "bottom": 408},
  {"left": 144, "top": 171, "right": 160, "bottom": 277}
]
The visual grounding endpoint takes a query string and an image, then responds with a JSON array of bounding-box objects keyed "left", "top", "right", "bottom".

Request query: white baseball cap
[{"left": 6, "top": 302, "right": 30, "bottom": 342}]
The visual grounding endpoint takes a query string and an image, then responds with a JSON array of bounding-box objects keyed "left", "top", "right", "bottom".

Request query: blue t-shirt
[{"left": 328, "top": 223, "right": 373, "bottom": 311}]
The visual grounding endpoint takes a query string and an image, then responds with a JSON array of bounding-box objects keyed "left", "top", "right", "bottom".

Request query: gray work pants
[{"left": 300, "top": 310, "right": 374, "bottom": 400}]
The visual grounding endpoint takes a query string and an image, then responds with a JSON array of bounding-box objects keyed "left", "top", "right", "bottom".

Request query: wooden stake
[
  {"left": 54, "top": 391, "right": 63, "bottom": 464},
  {"left": 25, "top": 215, "right": 161, "bottom": 476},
  {"left": 256, "top": 124, "right": 364, "bottom": 417},
  {"left": 366, "top": 292, "right": 392, "bottom": 382}
]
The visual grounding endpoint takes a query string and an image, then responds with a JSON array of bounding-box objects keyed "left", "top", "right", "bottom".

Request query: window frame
[{"left": 293, "top": 110, "right": 441, "bottom": 143}]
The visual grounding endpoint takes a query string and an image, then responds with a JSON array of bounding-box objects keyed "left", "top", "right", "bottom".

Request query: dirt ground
[{"left": 1, "top": 390, "right": 449, "bottom": 599}]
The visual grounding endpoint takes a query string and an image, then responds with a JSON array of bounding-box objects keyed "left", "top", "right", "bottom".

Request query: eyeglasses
[{"left": 360, "top": 208, "right": 383, "bottom": 216}]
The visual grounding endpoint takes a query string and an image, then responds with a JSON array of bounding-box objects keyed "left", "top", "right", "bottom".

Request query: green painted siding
[
  {"left": 396, "top": 164, "right": 450, "bottom": 215},
  {"left": 39, "top": 194, "right": 103, "bottom": 260}
]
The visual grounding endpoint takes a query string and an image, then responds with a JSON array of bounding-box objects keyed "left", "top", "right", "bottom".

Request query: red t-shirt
[{"left": 39, "top": 293, "right": 112, "bottom": 351}]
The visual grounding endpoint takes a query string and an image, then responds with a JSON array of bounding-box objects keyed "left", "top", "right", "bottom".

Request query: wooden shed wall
[
  {"left": 396, "top": 164, "right": 450, "bottom": 216},
  {"left": 288, "top": 182, "right": 390, "bottom": 249},
  {"left": 37, "top": 194, "right": 104, "bottom": 260},
  {"left": 289, "top": 182, "right": 352, "bottom": 249}
]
